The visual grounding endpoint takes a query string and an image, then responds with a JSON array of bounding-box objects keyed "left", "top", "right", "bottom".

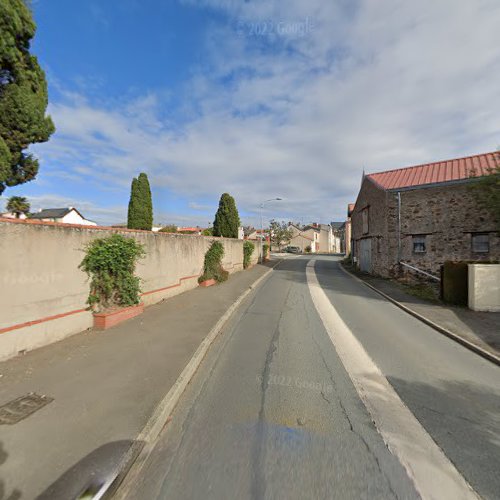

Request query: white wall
[
  {"left": 61, "top": 210, "right": 97, "bottom": 226},
  {"left": 468, "top": 264, "right": 500, "bottom": 312}
]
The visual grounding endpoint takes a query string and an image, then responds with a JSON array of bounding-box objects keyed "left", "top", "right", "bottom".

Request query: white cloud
[{"left": 33, "top": 0, "right": 500, "bottom": 225}]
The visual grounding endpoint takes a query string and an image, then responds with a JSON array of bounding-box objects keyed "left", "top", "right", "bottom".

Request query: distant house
[
  {"left": 344, "top": 203, "right": 355, "bottom": 256},
  {"left": 246, "top": 229, "right": 266, "bottom": 240},
  {"left": 314, "top": 223, "right": 333, "bottom": 253},
  {"left": 30, "top": 207, "right": 97, "bottom": 226},
  {"left": 0, "top": 211, "right": 27, "bottom": 220},
  {"left": 330, "top": 222, "right": 345, "bottom": 253},
  {"left": 351, "top": 151, "right": 500, "bottom": 278},
  {"left": 289, "top": 224, "right": 319, "bottom": 252},
  {"left": 243, "top": 226, "right": 255, "bottom": 238}
]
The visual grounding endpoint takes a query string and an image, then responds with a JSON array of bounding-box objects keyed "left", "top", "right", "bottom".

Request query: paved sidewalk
[
  {"left": 0, "top": 262, "right": 274, "bottom": 500},
  {"left": 344, "top": 266, "right": 500, "bottom": 360}
]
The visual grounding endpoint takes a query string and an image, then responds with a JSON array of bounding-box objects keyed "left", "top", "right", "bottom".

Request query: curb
[
  {"left": 104, "top": 260, "right": 281, "bottom": 499},
  {"left": 338, "top": 263, "right": 500, "bottom": 367}
]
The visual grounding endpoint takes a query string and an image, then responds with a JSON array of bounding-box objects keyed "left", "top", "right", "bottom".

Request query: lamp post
[{"left": 259, "top": 198, "right": 282, "bottom": 263}]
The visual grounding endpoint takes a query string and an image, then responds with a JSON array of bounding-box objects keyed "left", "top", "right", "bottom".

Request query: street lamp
[{"left": 259, "top": 198, "right": 282, "bottom": 263}]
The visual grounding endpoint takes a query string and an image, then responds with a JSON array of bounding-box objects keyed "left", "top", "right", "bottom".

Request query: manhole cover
[{"left": 0, "top": 393, "right": 54, "bottom": 425}]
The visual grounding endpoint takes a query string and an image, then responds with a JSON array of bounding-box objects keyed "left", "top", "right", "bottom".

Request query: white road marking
[{"left": 306, "top": 259, "right": 478, "bottom": 500}]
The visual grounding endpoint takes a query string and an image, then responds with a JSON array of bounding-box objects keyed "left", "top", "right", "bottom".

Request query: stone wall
[
  {"left": 0, "top": 219, "right": 261, "bottom": 361},
  {"left": 350, "top": 177, "right": 391, "bottom": 275},
  {"left": 389, "top": 183, "right": 499, "bottom": 277},
  {"left": 352, "top": 178, "right": 499, "bottom": 279}
]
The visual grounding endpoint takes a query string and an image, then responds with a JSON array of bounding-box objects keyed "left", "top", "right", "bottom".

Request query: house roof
[
  {"left": 30, "top": 208, "right": 73, "bottom": 219},
  {"left": 367, "top": 151, "right": 499, "bottom": 191},
  {"left": 330, "top": 221, "right": 344, "bottom": 230}
]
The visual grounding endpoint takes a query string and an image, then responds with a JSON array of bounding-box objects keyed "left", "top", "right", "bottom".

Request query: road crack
[
  {"left": 251, "top": 281, "right": 293, "bottom": 500},
  {"left": 310, "top": 320, "right": 398, "bottom": 499}
]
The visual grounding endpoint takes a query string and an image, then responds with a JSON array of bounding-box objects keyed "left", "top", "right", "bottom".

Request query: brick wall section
[{"left": 352, "top": 178, "right": 500, "bottom": 278}]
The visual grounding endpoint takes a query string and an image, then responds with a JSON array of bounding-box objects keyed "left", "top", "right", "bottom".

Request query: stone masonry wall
[
  {"left": 352, "top": 179, "right": 499, "bottom": 279},
  {"left": 387, "top": 182, "right": 500, "bottom": 278},
  {"left": 351, "top": 177, "right": 391, "bottom": 275}
]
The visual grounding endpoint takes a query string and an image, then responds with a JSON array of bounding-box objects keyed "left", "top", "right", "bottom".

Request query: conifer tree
[
  {"left": 138, "top": 172, "right": 153, "bottom": 230},
  {"left": 127, "top": 173, "right": 153, "bottom": 230},
  {"left": 213, "top": 193, "right": 240, "bottom": 238},
  {"left": 0, "top": 0, "right": 55, "bottom": 194}
]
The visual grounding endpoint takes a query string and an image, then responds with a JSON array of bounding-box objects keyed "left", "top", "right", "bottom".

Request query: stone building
[{"left": 351, "top": 151, "right": 499, "bottom": 278}]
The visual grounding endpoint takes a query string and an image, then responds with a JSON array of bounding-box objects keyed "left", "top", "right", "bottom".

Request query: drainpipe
[{"left": 397, "top": 191, "right": 402, "bottom": 264}]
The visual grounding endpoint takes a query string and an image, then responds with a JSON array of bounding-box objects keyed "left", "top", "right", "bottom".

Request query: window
[
  {"left": 362, "top": 208, "right": 369, "bottom": 235},
  {"left": 472, "top": 233, "right": 489, "bottom": 253},
  {"left": 412, "top": 235, "right": 426, "bottom": 253}
]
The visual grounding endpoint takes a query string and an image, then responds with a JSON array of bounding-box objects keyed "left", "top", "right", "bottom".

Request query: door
[{"left": 359, "top": 238, "right": 372, "bottom": 273}]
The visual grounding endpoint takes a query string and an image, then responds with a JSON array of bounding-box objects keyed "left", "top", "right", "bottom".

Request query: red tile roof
[{"left": 367, "top": 151, "right": 499, "bottom": 190}]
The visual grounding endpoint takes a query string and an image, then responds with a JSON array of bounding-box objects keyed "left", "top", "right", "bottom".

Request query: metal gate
[{"left": 359, "top": 238, "right": 372, "bottom": 273}]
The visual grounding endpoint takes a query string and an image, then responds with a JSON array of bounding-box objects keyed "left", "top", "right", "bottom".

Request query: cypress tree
[
  {"left": 0, "top": 0, "right": 55, "bottom": 194},
  {"left": 138, "top": 172, "right": 153, "bottom": 230},
  {"left": 213, "top": 193, "right": 240, "bottom": 238},
  {"left": 127, "top": 177, "right": 140, "bottom": 229},
  {"left": 127, "top": 173, "right": 153, "bottom": 230}
]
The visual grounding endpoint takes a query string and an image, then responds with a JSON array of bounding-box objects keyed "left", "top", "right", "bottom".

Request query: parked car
[{"left": 286, "top": 246, "right": 301, "bottom": 254}]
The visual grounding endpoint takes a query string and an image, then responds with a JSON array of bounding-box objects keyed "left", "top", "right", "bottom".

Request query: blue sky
[{"left": 2, "top": 0, "right": 500, "bottom": 226}]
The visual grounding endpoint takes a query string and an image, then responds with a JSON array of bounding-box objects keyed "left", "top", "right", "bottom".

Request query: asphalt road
[{"left": 122, "top": 256, "right": 500, "bottom": 500}]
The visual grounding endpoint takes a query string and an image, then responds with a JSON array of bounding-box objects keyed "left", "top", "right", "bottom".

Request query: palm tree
[{"left": 6, "top": 196, "right": 30, "bottom": 218}]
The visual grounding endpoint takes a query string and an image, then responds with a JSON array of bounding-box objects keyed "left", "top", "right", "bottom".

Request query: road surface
[{"left": 121, "top": 256, "right": 500, "bottom": 500}]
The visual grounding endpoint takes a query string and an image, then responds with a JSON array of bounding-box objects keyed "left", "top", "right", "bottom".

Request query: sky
[{"left": 1, "top": 0, "right": 500, "bottom": 227}]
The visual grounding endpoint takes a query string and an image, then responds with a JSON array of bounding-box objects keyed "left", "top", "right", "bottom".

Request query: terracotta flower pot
[
  {"left": 93, "top": 303, "right": 144, "bottom": 330},
  {"left": 199, "top": 278, "right": 217, "bottom": 287}
]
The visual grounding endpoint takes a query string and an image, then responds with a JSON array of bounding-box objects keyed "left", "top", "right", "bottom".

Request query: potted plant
[
  {"left": 199, "top": 241, "right": 228, "bottom": 287},
  {"left": 79, "top": 234, "right": 146, "bottom": 329}
]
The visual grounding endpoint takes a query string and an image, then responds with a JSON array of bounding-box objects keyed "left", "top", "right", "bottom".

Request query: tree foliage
[
  {"left": 6, "top": 195, "right": 29, "bottom": 217},
  {"left": 159, "top": 224, "right": 178, "bottom": 233},
  {"left": 213, "top": 193, "right": 240, "bottom": 238},
  {"left": 269, "top": 219, "right": 293, "bottom": 250},
  {"left": 243, "top": 240, "right": 255, "bottom": 269},
  {"left": 127, "top": 172, "right": 153, "bottom": 230},
  {"left": 199, "top": 241, "right": 228, "bottom": 283},
  {"left": 79, "top": 234, "right": 145, "bottom": 312},
  {"left": 0, "top": 0, "right": 55, "bottom": 194},
  {"left": 262, "top": 243, "right": 270, "bottom": 261},
  {"left": 469, "top": 151, "right": 500, "bottom": 226}
]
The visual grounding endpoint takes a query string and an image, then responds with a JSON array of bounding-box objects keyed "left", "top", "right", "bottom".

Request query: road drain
[{"left": 0, "top": 393, "right": 54, "bottom": 425}]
